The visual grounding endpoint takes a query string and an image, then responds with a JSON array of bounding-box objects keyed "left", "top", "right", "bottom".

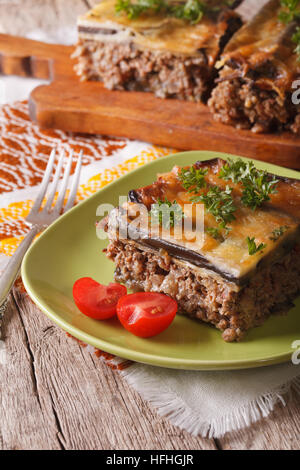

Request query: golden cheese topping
[
  {"left": 126, "top": 159, "right": 300, "bottom": 281},
  {"left": 218, "top": 0, "right": 300, "bottom": 92},
  {"left": 78, "top": 0, "right": 238, "bottom": 61}
]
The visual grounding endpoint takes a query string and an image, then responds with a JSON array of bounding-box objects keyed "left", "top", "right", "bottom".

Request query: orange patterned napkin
[{"left": 0, "top": 100, "right": 172, "bottom": 265}]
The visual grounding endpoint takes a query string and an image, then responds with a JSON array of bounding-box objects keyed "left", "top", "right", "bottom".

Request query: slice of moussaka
[
  {"left": 209, "top": 0, "right": 300, "bottom": 133},
  {"left": 73, "top": 0, "right": 243, "bottom": 102},
  {"left": 104, "top": 158, "right": 300, "bottom": 342}
]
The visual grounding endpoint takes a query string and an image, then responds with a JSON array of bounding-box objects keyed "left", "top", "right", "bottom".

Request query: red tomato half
[
  {"left": 73, "top": 277, "right": 127, "bottom": 320},
  {"left": 116, "top": 292, "right": 177, "bottom": 338}
]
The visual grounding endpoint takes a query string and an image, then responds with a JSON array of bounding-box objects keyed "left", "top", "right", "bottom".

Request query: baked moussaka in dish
[
  {"left": 209, "top": 0, "right": 300, "bottom": 133},
  {"left": 104, "top": 158, "right": 300, "bottom": 342},
  {"left": 73, "top": 0, "right": 243, "bottom": 102}
]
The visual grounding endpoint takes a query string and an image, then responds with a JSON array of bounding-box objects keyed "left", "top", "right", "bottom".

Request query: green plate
[{"left": 21, "top": 151, "right": 300, "bottom": 370}]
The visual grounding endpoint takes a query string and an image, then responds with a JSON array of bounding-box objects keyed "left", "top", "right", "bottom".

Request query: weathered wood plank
[{"left": 11, "top": 290, "right": 216, "bottom": 450}]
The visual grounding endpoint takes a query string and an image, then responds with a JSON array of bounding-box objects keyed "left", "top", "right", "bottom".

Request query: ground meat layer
[
  {"left": 73, "top": 39, "right": 215, "bottom": 102},
  {"left": 106, "top": 239, "right": 300, "bottom": 342},
  {"left": 208, "top": 74, "right": 300, "bottom": 134}
]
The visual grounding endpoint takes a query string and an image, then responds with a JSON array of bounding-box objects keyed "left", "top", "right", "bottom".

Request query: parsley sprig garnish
[
  {"left": 278, "top": 0, "right": 300, "bottom": 23},
  {"left": 246, "top": 236, "right": 266, "bottom": 256},
  {"left": 179, "top": 166, "right": 208, "bottom": 193},
  {"left": 191, "top": 185, "right": 236, "bottom": 232},
  {"left": 218, "top": 158, "right": 249, "bottom": 183},
  {"left": 269, "top": 225, "right": 290, "bottom": 241},
  {"left": 219, "top": 158, "right": 279, "bottom": 211},
  {"left": 150, "top": 197, "right": 184, "bottom": 229},
  {"left": 115, "top": 0, "right": 230, "bottom": 24}
]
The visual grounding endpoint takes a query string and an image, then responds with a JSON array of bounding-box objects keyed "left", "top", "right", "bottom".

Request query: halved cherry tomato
[
  {"left": 116, "top": 292, "right": 177, "bottom": 338},
  {"left": 73, "top": 277, "right": 127, "bottom": 320}
]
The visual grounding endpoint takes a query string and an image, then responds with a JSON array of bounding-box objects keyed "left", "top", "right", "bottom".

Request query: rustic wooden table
[{"left": 0, "top": 0, "right": 299, "bottom": 451}]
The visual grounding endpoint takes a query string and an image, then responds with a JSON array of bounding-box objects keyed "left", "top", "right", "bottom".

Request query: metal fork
[{"left": 0, "top": 148, "right": 83, "bottom": 312}]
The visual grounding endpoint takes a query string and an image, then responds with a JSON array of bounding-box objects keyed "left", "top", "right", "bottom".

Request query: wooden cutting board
[{"left": 1, "top": 33, "right": 300, "bottom": 170}]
